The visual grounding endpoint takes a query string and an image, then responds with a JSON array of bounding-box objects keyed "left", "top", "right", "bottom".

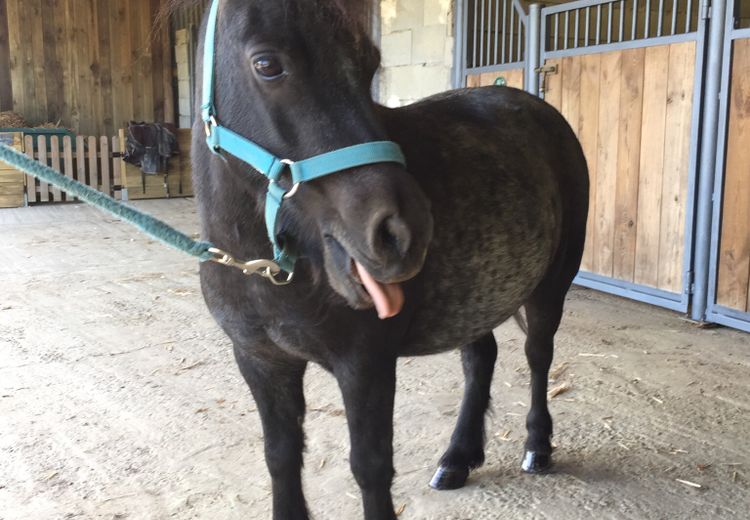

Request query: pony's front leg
[
  {"left": 335, "top": 354, "right": 398, "bottom": 520},
  {"left": 234, "top": 344, "right": 309, "bottom": 520}
]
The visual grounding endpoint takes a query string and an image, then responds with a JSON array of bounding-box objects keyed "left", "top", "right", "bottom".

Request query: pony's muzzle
[{"left": 354, "top": 202, "right": 431, "bottom": 289}]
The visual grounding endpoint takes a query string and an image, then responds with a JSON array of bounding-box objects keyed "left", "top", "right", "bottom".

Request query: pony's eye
[{"left": 253, "top": 56, "right": 285, "bottom": 80}]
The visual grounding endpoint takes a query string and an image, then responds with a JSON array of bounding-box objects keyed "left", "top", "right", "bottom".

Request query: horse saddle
[{"left": 124, "top": 122, "right": 179, "bottom": 175}]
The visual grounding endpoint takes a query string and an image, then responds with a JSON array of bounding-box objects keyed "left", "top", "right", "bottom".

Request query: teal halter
[{"left": 200, "top": 0, "right": 407, "bottom": 276}]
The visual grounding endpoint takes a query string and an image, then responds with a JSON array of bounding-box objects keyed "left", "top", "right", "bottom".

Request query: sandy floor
[{"left": 0, "top": 199, "right": 748, "bottom": 520}]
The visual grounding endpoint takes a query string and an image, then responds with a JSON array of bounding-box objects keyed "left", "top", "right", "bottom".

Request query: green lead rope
[{"left": 0, "top": 143, "right": 215, "bottom": 262}]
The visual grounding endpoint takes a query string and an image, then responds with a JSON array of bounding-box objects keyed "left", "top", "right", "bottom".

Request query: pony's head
[{"left": 195, "top": 0, "right": 433, "bottom": 318}]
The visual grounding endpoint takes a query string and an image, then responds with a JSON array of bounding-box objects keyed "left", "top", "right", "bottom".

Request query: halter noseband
[{"left": 200, "top": 0, "right": 407, "bottom": 277}]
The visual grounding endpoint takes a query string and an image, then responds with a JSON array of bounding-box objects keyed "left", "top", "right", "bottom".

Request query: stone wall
[{"left": 378, "top": 0, "right": 455, "bottom": 107}]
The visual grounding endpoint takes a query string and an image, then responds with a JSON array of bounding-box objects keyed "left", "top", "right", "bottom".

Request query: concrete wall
[
  {"left": 378, "top": 0, "right": 455, "bottom": 107},
  {"left": 175, "top": 30, "right": 193, "bottom": 130}
]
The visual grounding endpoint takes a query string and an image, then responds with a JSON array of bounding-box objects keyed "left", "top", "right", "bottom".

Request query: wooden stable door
[
  {"left": 716, "top": 38, "right": 750, "bottom": 313},
  {"left": 543, "top": 42, "right": 697, "bottom": 295}
]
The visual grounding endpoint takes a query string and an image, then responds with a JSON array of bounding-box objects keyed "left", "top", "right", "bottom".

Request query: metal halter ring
[
  {"left": 204, "top": 115, "right": 218, "bottom": 137},
  {"left": 279, "top": 159, "right": 301, "bottom": 199}
]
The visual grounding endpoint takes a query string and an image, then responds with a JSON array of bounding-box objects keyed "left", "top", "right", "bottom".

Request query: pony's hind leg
[
  {"left": 233, "top": 344, "right": 309, "bottom": 520},
  {"left": 521, "top": 292, "right": 566, "bottom": 473},
  {"left": 430, "top": 333, "right": 498, "bottom": 490}
]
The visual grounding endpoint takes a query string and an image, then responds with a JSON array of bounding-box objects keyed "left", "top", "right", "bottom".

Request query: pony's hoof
[
  {"left": 521, "top": 450, "right": 552, "bottom": 473},
  {"left": 429, "top": 465, "right": 469, "bottom": 490}
]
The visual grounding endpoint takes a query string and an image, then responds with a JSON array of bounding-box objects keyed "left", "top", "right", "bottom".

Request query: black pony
[{"left": 186, "top": 1, "right": 589, "bottom": 518}]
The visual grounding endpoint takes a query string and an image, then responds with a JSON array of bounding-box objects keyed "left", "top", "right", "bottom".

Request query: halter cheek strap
[{"left": 201, "top": 0, "right": 407, "bottom": 275}]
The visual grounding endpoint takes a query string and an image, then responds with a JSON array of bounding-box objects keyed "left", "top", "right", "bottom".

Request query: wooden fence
[
  {"left": 23, "top": 134, "right": 121, "bottom": 204},
  {"left": 16, "top": 130, "right": 192, "bottom": 206},
  {"left": 0, "top": 132, "right": 24, "bottom": 207}
]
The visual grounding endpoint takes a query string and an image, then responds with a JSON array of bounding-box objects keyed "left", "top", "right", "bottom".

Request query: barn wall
[
  {"left": 0, "top": 1, "right": 12, "bottom": 112},
  {"left": 0, "top": 0, "right": 174, "bottom": 137},
  {"left": 378, "top": 0, "right": 455, "bottom": 106}
]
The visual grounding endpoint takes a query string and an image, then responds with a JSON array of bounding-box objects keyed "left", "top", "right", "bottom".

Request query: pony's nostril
[{"left": 376, "top": 215, "right": 412, "bottom": 258}]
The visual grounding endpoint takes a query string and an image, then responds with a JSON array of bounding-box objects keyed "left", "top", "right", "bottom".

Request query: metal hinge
[{"left": 701, "top": 0, "right": 711, "bottom": 19}]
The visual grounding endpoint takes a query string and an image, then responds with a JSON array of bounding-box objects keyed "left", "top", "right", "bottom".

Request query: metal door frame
[
  {"left": 704, "top": 0, "right": 750, "bottom": 332},
  {"left": 534, "top": 0, "right": 710, "bottom": 313},
  {"left": 455, "top": 0, "right": 531, "bottom": 90}
]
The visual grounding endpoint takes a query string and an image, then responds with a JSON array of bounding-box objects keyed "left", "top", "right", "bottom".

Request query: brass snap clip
[{"left": 207, "top": 247, "right": 294, "bottom": 285}]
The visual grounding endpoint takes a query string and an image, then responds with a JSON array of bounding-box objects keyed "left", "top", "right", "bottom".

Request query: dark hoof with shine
[
  {"left": 429, "top": 465, "right": 469, "bottom": 490},
  {"left": 521, "top": 450, "right": 552, "bottom": 473}
]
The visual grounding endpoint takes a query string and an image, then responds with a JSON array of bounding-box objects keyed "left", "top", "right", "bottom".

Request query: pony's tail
[{"left": 513, "top": 308, "right": 528, "bottom": 335}]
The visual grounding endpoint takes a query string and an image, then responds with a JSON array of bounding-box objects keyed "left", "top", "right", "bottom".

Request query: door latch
[{"left": 534, "top": 64, "right": 559, "bottom": 97}]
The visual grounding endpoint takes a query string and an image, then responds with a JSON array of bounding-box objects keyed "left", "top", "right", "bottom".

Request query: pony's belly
[
  {"left": 401, "top": 224, "right": 555, "bottom": 356},
  {"left": 402, "top": 300, "right": 519, "bottom": 356}
]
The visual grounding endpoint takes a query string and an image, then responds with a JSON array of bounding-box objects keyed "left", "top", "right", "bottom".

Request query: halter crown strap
[
  {"left": 200, "top": 0, "right": 220, "bottom": 124},
  {"left": 201, "top": 0, "right": 407, "bottom": 275}
]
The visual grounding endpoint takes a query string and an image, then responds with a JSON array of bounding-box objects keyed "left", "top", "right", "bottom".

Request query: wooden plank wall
[
  {"left": 1, "top": 0, "right": 174, "bottom": 136},
  {"left": 544, "top": 41, "right": 696, "bottom": 294},
  {"left": 466, "top": 68, "right": 525, "bottom": 89},
  {"left": 716, "top": 38, "right": 750, "bottom": 312},
  {"left": 0, "top": 0, "right": 12, "bottom": 111}
]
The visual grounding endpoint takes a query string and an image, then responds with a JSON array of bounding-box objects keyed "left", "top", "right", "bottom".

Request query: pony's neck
[{"left": 198, "top": 158, "right": 273, "bottom": 258}]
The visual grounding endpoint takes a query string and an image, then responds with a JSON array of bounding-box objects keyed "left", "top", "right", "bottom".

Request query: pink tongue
[{"left": 354, "top": 261, "right": 404, "bottom": 320}]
